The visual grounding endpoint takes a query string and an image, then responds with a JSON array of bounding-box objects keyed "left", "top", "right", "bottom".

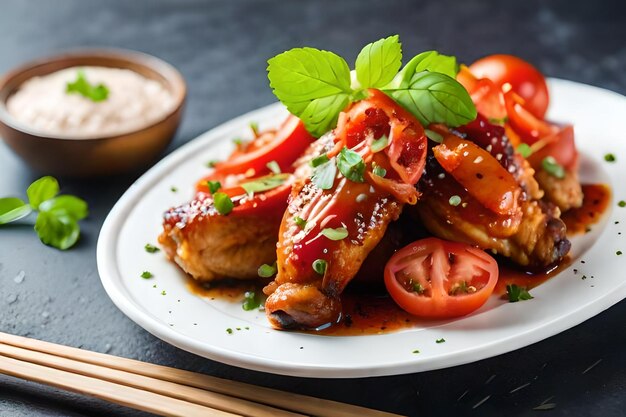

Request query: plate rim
[{"left": 97, "top": 78, "right": 626, "bottom": 378}]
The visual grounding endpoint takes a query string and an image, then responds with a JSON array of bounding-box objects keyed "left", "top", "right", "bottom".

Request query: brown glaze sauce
[{"left": 185, "top": 183, "right": 610, "bottom": 336}]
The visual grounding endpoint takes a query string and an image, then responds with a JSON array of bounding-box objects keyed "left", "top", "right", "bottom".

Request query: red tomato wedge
[
  {"left": 469, "top": 54, "right": 550, "bottom": 119},
  {"left": 432, "top": 131, "right": 521, "bottom": 216},
  {"left": 212, "top": 115, "right": 314, "bottom": 177},
  {"left": 457, "top": 66, "right": 507, "bottom": 121},
  {"left": 384, "top": 238, "right": 499, "bottom": 319}
]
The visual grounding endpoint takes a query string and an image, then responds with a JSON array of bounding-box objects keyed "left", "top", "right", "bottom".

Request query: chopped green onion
[
  {"left": 144, "top": 243, "right": 160, "bottom": 253},
  {"left": 249, "top": 121, "right": 259, "bottom": 135},
  {"left": 372, "top": 163, "right": 386, "bottom": 177},
  {"left": 207, "top": 180, "right": 221, "bottom": 194},
  {"left": 141, "top": 271, "right": 153, "bottom": 279},
  {"left": 435, "top": 338, "right": 446, "bottom": 344},
  {"left": 310, "top": 154, "right": 330, "bottom": 167},
  {"left": 294, "top": 216, "right": 307, "bottom": 228},
  {"left": 370, "top": 135, "right": 389, "bottom": 152},
  {"left": 312, "top": 259, "right": 327, "bottom": 275},
  {"left": 542, "top": 156, "right": 565, "bottom": 179},
  {"left": 266, "top": 160, "right": 281, "bottom": 174},
  {"left": 321, "top": 227, "right": 348, "bottom": 241},
  {"left": 258, "top": 262, "right": 277, "bottom": 278},
  {"left": 516, "top": 143, "right": 533, "bottom": 158},
  {"left": 604, "top": 153, "right": 616, "bottom": 162},
  {"left": 213, "top": 192, "right": 234, "bottom": 215}
]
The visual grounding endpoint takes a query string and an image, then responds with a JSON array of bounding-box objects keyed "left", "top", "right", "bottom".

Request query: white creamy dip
[{"left": 6, "top": 66, "right": 175, "bottom": 137}]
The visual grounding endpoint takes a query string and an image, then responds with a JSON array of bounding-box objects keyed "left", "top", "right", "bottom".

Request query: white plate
[{"left": 97, "top": 79, "right": 626, "bottom": 378}]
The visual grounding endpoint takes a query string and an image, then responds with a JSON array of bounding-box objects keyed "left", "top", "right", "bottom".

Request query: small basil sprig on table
[
  {"left": 267, "top": 35, "right": 476, "bottom": 138},
  {"left": 0, "top": 176, "right": 88, "bottom": 250}
]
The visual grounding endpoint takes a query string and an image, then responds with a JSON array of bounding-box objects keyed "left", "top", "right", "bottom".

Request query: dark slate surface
[{"left": 1, "top": 1, "right": 625, "bottom": 416}]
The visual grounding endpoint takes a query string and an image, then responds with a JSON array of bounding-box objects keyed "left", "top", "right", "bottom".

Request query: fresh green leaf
[
  {"left": 39, "top": 195, "right": 88, "bottom": 221},
  {"left": 213, "top": 192, "right": 234, "bottom": 215},
  {"left": 141, "top": 271, "right": 153, "bottom": 279},
  {"left": 268, "top": 47, "right": 352, "bottom": 137},
  {"left": 436, "top": 338, "right": 446, "bottom": 344},
  {"left": 372, "top": 163, "right": 387, "bottom": 178},
  {"left": 312, "top": 259, "right": 327, "bottom": 275},
  {"left": 34, "top": 210, "right": 80, "bottom": 250},
  {"left": 66, "top": 70, "right": 109, "bottom": 102},
  {"left": 0, "top": 197, "right": 32, "bottom": 224},
  {"left": 249, "top": 121, "right": 259, "bottom": 136},
  {"left": 206, "top": 160, "right": 219, "bottom": 168},
  {"left": 506, "top": 284, "right": 534, "bottom": 302},
  {"left": 604, "top": 153, "right": 616, "bottom": 163},
  {"left": 294, "top": 216, "right": 307, "bottom": 228},
  {"left": 355, "top": 35, "right": 402, "bottom": 89},
  {"left": 207, "top": 181, "right": 221, "bottom": 194},
  {"left": 257, "top": 262, "right": 277, "bottom": 278},
  {"left": 242, "top": 291, "right": 264, "bottom": 311},
  {"left": 383, "top": 71, "right": 476, "bottom": 127},
  {"left": 144, "top": 243, "right": 160, "bottom": 253},
  {"left": 266, "top": 160, "right": 281, "bottom": 174},
  {"left": 27, "top": 176, "right": 59, "bottom": 209},
  {"left": 385, "top": 51, "right": 459, "bottom": 90},
  {"left": 425, "top": 129, "right": 444, "bottom": 143},
  {"left": 321, "top": 227, "right": 349, "bottom": 241},
  {"left": 542, "top": 156, "right": 565, "bottom": 179},
  {"left": 517, "top": 143, "right": 533, "bottom": 158},
  {"left": 370, "top": 135, "right": 389, "bottom": 153},
  {"left": 310, "top": 154, "right": 330, "bottom": 168},
  {"left": 337, "top": 148, "right": 365, "bottom": 183},
  {"left": 619, "top": 200, "right": 626, "bottom": 208},
  {"left": 311, "top": 158, "right": 337, "bottom": 190},
  {"left": 240, "top": 173, "right": 289, "bottom": 195}
]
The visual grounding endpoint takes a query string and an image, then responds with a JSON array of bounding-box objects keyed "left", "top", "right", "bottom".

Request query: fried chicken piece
[
  {"left": 159, "top": 194, "right": 281, "bottom": 281},
  {"left": 535, "top": 167, "right": 584, "bottom": 212}
]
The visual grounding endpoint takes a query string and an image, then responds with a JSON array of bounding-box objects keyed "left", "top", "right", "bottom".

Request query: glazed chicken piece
[
  {"left": 264, "top": 90, "right": 427, "bottom": 329},
  {"left": 415, "top": 116, "right": 570, "bottom": 268},
  {"left": 159, "top": 116, "right": 314, "bottom": 282},
  {"left": 534, "top": 167, "right": 584, "bottom": 212}
]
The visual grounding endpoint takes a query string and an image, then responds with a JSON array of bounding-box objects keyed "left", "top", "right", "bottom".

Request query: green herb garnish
[
  {"left": 240, "top": 173, "right": 289, "bottom": 195},
  {"left": 207, "top": 181, "right": 221, "bottom": 194},
  {"left": 258, "top": 262, "right": 277, "bottom": 278},
  {"left": 206, "top": 160, "right": 219, "bottom": 168},
  {"left": 312, "top": 259, "right": 327, "bottom": 275},
  {"left": 141, "top": 271, "right": 153, "bottom": 279},
  {"left": 294, "top": 216, "right": 307, "bottom": 228},
  {"left": 66, "top": 70, "right": 109, "bottom": 102},
  {"left": 604, "top": 153, "right": 616, "bottom": 162},
  {"left": 517, "top": 143, "right": 533, "bottom": 158},
  {"left": 267, "top": 36, "right": 476, "bottom": 138},
  {"left": 372, "top": 163, "right": 387, "bottom": 178},
  {"left": 266, "top": 160, "right": 281, "bottom": 174},
  {"left": 311, "top": 157, "right": 337, "bottom": 190},
  {"left": 144, "top": 243, "right": 160, "bottom": 253},
  {"left": 0, "top": 176, "right": 88, "bottom": 250},
  {"left": 226, "top": 328, "right": 233, "bottom": 334},
  {"left": 506, "top": 284, "right": 534, "bottom": 302},
  {"left": 371, "top": 135, "right": 389, "bottom": 153},
  {"left": 337, "top": 147, "right": 365, "bottom": 183},
  {"left": 448, "top": 195, "right": 462, "bottom": 206},
  {"left": 436, "top": 338, "right": 446, "bottom": 344},
  {"left": 618, "top": 200, "right": 625, "bottom": 208},
  {"left": 249, "top": 121, "right": 259, "bottom": 136},
  {"left": 213, "top": 192, "right": 234, "bottom": 215},
  {"left": 242, "top": 291, "right": 264, "bottom": 311},
  {"left": 161, "top": 290, "right": 166, "bottom": 295},
  {"left": 412, "top": 282, "right": 424, "bottom": 293},
  {"left": 310, "top": 154, "right": 330, "bottom": 168},
  {"left": 170, "top": 186, "right": 178, "bottom": 193},
  {"left": 425, "top": 129, "right": 444, "bottom": 143},
  {"left": 542, "top": 156, "right": 565, "bottom": 179},
  {"left": 617, "top": 251, "right": 623, "bottom": 256},
  {"left": 321, "top": 227, "right": 349, "bottom": 241}
]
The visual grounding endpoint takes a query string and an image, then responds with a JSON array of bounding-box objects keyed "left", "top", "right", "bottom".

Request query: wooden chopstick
[{"left": 0, "top": 332, "right": 404, "bottom": 417}]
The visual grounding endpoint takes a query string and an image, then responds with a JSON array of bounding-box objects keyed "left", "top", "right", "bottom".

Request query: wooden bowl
[{"left": 0, "top": 49, "right": 186, "bottom": 177}]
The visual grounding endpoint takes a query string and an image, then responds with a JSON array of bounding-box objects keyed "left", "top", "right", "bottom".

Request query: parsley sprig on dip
[
  {"left": 267, "top": 35, "right": 476, "bottom": 138},
  {"left": 0, "top": 176, "right": 88, "bottom": 250},
  {"left": 66, "top": 69, "right": 110, "bottom": 102}
]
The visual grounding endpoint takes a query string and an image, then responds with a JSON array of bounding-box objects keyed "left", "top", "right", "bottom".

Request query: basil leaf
[
  {"left": 34, "top": 210, "right": 80, "bottom": 250},
  {"left": 0, "top": 197, "right": 32, "bottom": 224},
  {"left": 383, "top": 71, "right": 476, "bottom": 127},
  {"left": 213, "top": 192, "right": 234, "bottom": 215},
  {"left": 321, "top": 227, "right": 348, "bottom": 241},
  {"left": 66, "top": 70, "right": 109, "bottom": 102},
  {"left": 370, "top": 135, "right": 389, "bottom": 153},
  {"left": 386, "top": 51, "right": 459, "bottom": 90},
  {"left": 39, "top": 195, "right": 88, "bottom": 221},
  {"left": 240, "top": 173, "right": 290, "bottom": 195},
  {"left": 355, "top": 35, "right": 402, "bottom": 88},
  {"left": 311, "top": 158, "right": 337, "bottom": 190},
  {"left": 268, "top": 47, "right": 352, "bottom": 137},
  {"left": 337, "top": 148, "right": 365, "bottom": 183},
  {"left": 27, "top": 176, "right": 59, "bottom": 209}
]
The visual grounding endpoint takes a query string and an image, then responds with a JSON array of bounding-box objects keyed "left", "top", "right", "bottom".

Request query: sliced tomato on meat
[
  {"left": 212, "top": 115, "right": 314, "bottom": 177},
  {"left": 384, "top": 238, "right": 499, "bottom": 318},
  {"left": 457, "top": 66, "right": 507, "bottom": 121},
  {"left": 527, "top": 124, "right": 577, "bottom": 170},
  {"left": 504, "top": 91, "right": 555, "bottom": 145},
  {"left": 469, "top": 54, "right": 550, "bottom": 118},
  {"left": 431, "top": 129, "right": 521, "bottom": 216}
]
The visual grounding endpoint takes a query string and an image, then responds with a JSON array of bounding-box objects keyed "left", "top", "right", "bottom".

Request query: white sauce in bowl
[{"left": 6, "top": 66, "right": 175, "bottom": 137}]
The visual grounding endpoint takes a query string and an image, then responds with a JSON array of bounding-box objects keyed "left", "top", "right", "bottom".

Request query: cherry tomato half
[
  {"left": 469, "top": 54, "right": 550, "bottom": 118},
  {"left": 384, "top": 238, "right": 499, "bottom": 318}
]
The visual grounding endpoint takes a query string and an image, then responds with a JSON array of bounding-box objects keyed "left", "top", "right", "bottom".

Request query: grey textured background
[{"left": 1, "top": 1, "right": 626, "bottom": 416}]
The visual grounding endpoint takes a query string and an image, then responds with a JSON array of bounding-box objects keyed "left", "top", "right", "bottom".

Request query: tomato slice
[
  {"left": 457, "top": 66, "right": 507, "bottom": 121},
  {"left": 384, "top": 238, "right": 499, "bottom": 318},
  {"left": 504, "top": 91, "right": 555, "bottom": 144},
  {"left": 432, "top": 130, "right": 521, "bottom": 216},
  {"left": 212, "top": 115, "right": 314, "bottom": 177},
  {"left": 468, "top": 54, "right": 550, "bottom": 118},
  {"left": 527, "top": 124, "right": 578, "bottom": 170}
]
